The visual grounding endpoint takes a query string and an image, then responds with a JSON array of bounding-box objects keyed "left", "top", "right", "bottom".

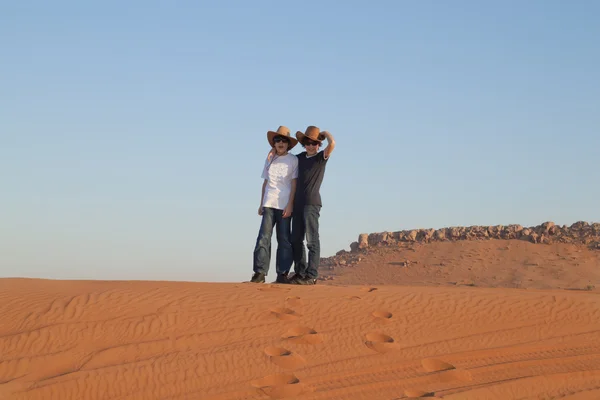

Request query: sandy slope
[
  {"left": 1, "top": 279, "right": 600, "bottom": 399},
  {"left": 325, "top": 240, "right": 600, "bottom": 291}
]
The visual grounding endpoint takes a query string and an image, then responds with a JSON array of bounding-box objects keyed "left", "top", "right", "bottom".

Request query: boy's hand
[{"left": 283, "top": 204, "right": 293, "bottom": 218}]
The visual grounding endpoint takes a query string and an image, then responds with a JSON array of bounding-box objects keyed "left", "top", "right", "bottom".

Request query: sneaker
[
  {"left": 250, "top": 272, "right": 265, "bottom": 283},
  {"left": 293, "top": 277, "right": 317, "bottom": 285},
  {"left": 288, "top": 273, "right": 304, "bottom": 284},
  {"left": 272, "top": 272, "right": 291, "bottom": 284}
]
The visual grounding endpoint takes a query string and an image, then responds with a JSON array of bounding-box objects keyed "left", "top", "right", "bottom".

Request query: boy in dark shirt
[{"left": 289, "top": 126, "right": 336, "bottom": 285}]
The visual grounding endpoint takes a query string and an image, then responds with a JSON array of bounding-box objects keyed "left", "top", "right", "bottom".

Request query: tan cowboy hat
[
  {"left": 296, "top": 125, "right": 325, "bottom": 144},
  {"left": 267, "top": 126, "right": 298, "bottom": 149}
]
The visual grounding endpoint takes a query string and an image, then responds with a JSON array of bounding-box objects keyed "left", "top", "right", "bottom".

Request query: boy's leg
[
  {"left": 253, "top": 207, "right": 276, "bottom": 276},
  {"left": 274, "top": 209, "right": 293, "bottom": 275},
  {"left": 304, "top": 205, "right": 322, "bottom": 279},
  {"left": 291, "top": 208, "right": 307, "bottom": 278}
]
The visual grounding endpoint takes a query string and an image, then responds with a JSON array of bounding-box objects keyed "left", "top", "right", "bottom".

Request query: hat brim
[
  {"left": 267, "top": 131, "right": 298, "bottom": 149},
  {"left": 296, "top": 131, "right": 325, "bottom": 144}
]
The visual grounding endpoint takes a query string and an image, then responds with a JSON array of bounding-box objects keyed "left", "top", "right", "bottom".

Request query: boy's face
[
  {"left": 273, "top": 136, "right": 290, "bottom": 154},
  {"left": 303, "top": 139, "right": 320, "bottom": 156}
]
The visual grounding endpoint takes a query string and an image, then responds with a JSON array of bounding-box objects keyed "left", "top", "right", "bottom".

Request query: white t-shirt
[{"left": 261, "top": 153, "right": 298, "bottom": 210}]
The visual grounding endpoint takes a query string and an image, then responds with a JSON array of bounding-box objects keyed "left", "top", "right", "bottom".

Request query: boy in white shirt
[{"left": 251, "top": 126, "right": 299, "bottom": 283}]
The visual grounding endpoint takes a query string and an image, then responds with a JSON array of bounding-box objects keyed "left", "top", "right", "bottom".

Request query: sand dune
[{"left": 1, "top": 278, "right": 600, "bottom": 399}]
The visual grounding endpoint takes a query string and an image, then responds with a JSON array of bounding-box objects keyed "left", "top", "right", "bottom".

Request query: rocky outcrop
[
  {"left": 317, "top": 221, "right": 600, "bottom": 280},
  {"left": 350, "top": 221, "right": 600, "bottom": 250}
]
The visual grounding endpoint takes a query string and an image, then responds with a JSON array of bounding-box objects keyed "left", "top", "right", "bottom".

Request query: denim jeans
[
  {"left": 291, "top": 205, "right": 321, "bottom": 279},
  {"left": 253, "top": 207, "right": 293, "bottom": 276}
]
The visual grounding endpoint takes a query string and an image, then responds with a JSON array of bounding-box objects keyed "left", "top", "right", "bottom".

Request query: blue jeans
[
  {"left": 292, "top": 205, "right": 321, "bottom": 279},
  {"left": 253, "top": 207, "right": 293, "bottom": 275}
]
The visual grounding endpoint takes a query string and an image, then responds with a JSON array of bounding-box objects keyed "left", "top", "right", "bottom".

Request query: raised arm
[{"left": 321, "top": 131, "right": 336, "bottom": 159}]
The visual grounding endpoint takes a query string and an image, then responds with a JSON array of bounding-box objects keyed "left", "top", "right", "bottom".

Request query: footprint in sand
[
  {"left": 251, "top": 373, "right": 306, "bottom": 399},
  {"left": 421, "top": 358, "right": 456, "bottom": 372},
  {"left": 360, "top": 287, "right": 378, "bottom": 293},
  {"left": 364, "top": 332, "right": 399, "bottom": 353},
  {"left": 283, "top": 326, "right": 324, "bottom": 345},
  {"left": 260, "top": 286, "right": 291, "bottom": 292},
  {"left": 345, "top": 295, "right": 362, "bottom": 300},
  {"left": 404, "top": 388, "right": 435, "bottom": 398},
  {"left": 270, "top": 307, "right": 302, "bottom": 321},
  {"left": 264, "top": 346, "right": 306, "bottom": 369},
  {"left": 372, "top": 310, "right": 393, "bottom": 324},
  {"left": 285, "top": 296, "right": 302, "bottom": 307},
  {"left": 421, "top": 359, "right": 472, "bottom": 382}
]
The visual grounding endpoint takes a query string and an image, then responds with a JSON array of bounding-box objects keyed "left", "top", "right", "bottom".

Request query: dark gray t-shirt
[{"left": 294, "top": 151, "right": 329, "bottom": 209}]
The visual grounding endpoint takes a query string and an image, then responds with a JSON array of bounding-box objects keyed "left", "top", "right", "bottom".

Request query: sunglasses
[
  {"left": 273, "top": 136, "right": 289, "bottom": 143},
  {"left": 304, "top": 140, "right": 320, "bottom": 146}
]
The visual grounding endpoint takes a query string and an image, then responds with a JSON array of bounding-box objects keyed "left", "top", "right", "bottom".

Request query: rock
[
  {"left": 382, "top": 231, "right": 395, "bottom": 244},
  {"left": 366, "top": 231, "right": 396, "bottom": 246},
  {"left": 487, "top": 225, "right": 503, "bottom": 238},
  {"left": 528, "top": 232, "right": 539, "bottom": 243},
  {"left": 504, "top": 224, "right": 524, "bottom": 239},
  {"left": 434, "top": 228, "right": 447, "bottom": 241},
  {"left": 467, "top": 226, "right": 489, "bottom": 240},
  {"left": 448, "top": 227, "right": 463, "bottom": 240},
  {"left": 368, "top": 233, "right": 382, "bottom": 246},
  {"left": 571, "top": 221, "right": 589, "bottom": 230},
  {"left": 541, "top": 221, "right": 555, "bottom": 233},
  {"left": 358, "top": 234, "right": 369, "bottom": 249},
  {"left": 420, "top": 228, "right": 436, "bottom": 242},
  {"left": 406, "top": 230, "right": 418, "bottom": 242},
  {"left": 350, "top": 241, "right": 359, "bottom": 252},
  {"left": 336, "top": 250, "right": 347, "bottom": 256}
]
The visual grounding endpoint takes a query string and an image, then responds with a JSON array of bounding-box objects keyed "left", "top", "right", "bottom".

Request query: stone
[
  {"left": 504, "top": 224, "right": 524, "bottom": 239},
  {"left": 448, "top": 227, "right": 462, "bottom": 240},
  {"left": 406, "top": 230, "right": 418, "bottom": 242},
  {"left": 540, "top": 221, "right": 556, "bottom": 235},
  {"left": 434, "top": 229, "right": 446, "bottom": 240},
  {"left": 358, "top": 234, "right": 369, "bottom": 249},
  {"left": 529, "top": 232, "right": 539, "bottom": 243}
]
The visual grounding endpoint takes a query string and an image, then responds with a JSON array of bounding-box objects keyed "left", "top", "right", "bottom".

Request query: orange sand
[{"left": 1, "top": 278, "right": 600, "bottom": 399}]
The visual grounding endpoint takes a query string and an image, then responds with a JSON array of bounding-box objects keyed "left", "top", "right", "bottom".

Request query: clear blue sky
[{"left": 2, "top": 1, "right": 599, "bottom": 282}]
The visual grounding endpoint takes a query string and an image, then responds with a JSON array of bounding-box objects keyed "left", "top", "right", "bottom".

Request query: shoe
[
  {"left": 250, "top": 272, "right": 266, "bottom": 283},
  {"left": 273, "top": 273, "right": 290, "bottom": 284},
  {"left": 293, "top": 277, "right": 317, "bottom": 285},
  {"left": 288, "top": 273, "right": 304, "bottom": 284}
]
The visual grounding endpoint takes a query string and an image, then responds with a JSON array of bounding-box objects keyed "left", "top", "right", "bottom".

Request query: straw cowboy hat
[
  {"left": 296, "top": 125, "right": 325, "bottom": 144},
  {"left": 267, "top": 126, "right": 298, "bottom": 149}
]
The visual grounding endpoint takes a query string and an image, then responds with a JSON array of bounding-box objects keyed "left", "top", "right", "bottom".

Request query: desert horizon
[{"left": 1, "top": 220, "right": 599, "bottom": 399}]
